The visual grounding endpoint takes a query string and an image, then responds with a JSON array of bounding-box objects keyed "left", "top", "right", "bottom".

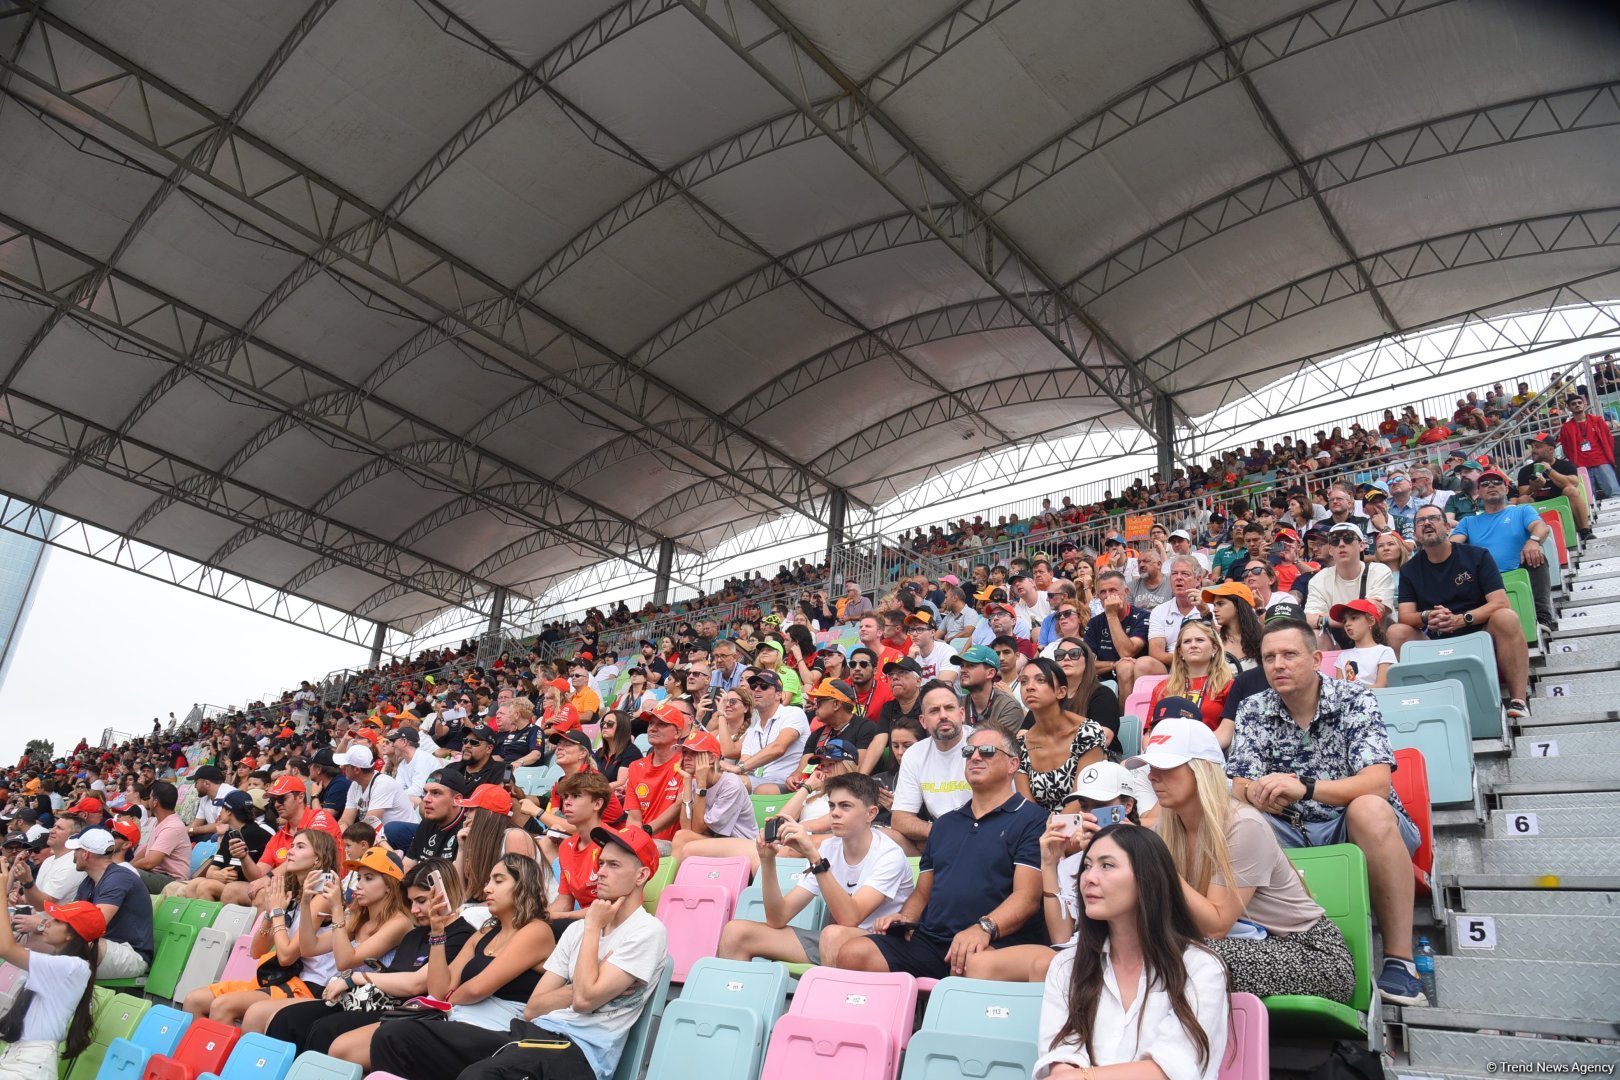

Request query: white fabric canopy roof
[{"left": 1, "top": 0, "right": 1617, "bottom": 634}]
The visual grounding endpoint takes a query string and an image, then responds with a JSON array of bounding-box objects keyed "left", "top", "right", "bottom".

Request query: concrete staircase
[{"left": 1394, "top": 503, "right": 1620, "bottom": 1078}]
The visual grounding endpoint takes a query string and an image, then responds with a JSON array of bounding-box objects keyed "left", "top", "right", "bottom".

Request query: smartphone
[
  {"left": 1094, "top": 804, "right": 1128, "bottom": 828},
  {"left": 1051, "top": 813, "right": 1085, "bottom": 838},
  {"left": 8, "top": 905, "right": 32, "bottom": 917},
  {"left": 763, "top": 817, "right": 782, "bottom": 844},
  {"left": 314, "top": 870, "right": 337, "bottom": 892},
  {"left": 884, "top": 920, "right": 917, "bottom": 937}
]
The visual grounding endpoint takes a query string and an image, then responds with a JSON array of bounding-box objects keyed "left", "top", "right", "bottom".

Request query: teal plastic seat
[
  {"left": 898, "top": 1032, "right": 1034, "bottom": 1080},
  {"left": 1263, "top": 844, "right": 1372, "bottom": 1036},
  {"left": 513, "top": 765, "right": 550, "bottom": 795},
  {"left": 1386, "top": 636, "right": 1501, "bottom": 739},
  {"left": 196, "top": 1032, "right": 297, "bottom": 1080},
  {"left": 189, "top": 842, "right": 218, "bottom": 875},
  {"left": 1374, "top": 680, "right": 1474, "bottom": 806},
  {"left": 96, "top": 1006, "right": 191, "bottom": 1080},
  {"left": 1117, "top": 714, "right": 1142, "bottom": 761},
  {"left": 282, "top": 1053, "right": 360, "bottom": 1080},
  {"left": 734, "top": 858, "right": 825, "bottom": 933},
  {"left": 611, "top": 956, "right": 674, "bottom": 1080},
  {"left": 646, "top": 958, "right": 790, "bottom": 1080},
  {"left": 918, "top": 976, "right": 1045, "bottom": 1042}
]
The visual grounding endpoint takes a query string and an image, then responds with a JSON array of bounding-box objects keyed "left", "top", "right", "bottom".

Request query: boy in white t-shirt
[{"left": 718, "top": 773, "right": 914, "bottom": 968}]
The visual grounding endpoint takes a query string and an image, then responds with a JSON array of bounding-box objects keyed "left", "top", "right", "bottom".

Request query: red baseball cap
[
  {"left": 637, "top": 702, "right": 690, "bottom": 732},
  {"left": 1330, "top": 598, "right": 1384, "bottom": 623},
  {"left": 45, "top": 900, "right": 107, "bottom": 943},
  {"left": 110, "top": 819, "right": 141, "bottom": 848},
  {"left": 1477, "top": 468, "right": 1511, "bottom": 486},
  {"left": 590, "top": 825, "right": 660, "bottom": 875},
  {"left": 679, "top": 731, "right": 722, "bottom": 756},
  {"left": 266, "top": 775, "right": 306, "bottom": 798},
  {"left": 455, "top": 784, "right": 513, "bottom": 816},
  {"left": 64, "top": 797, "right": 103, "bottom": 815}
]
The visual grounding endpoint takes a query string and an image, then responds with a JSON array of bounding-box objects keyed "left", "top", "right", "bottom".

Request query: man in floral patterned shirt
[{"left": 1226, "top": 620, "right": 1426, "bottom": 1007}]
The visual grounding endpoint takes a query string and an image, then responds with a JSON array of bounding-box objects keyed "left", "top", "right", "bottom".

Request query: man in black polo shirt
[
  {"left": 442, "top": 727, "right": 508, "bottom": 796},
  {"left": 1084, "top": 570, "right": 1155, "bottom": 699},
  {"left": 830, "top": 726, "right": 1046, "bottom": 979},
  {"left": 403, "top": 771, "right": 464, "bottom": 871},
  {"left": 309, "top": 749, "right": 350, "bottom": 817},
  {"left": 1518, "top": 432, "right": 1591, "bottom": 541},
  {"left": 1396, "top": 504, "right": 1530, "bottom": 717}
]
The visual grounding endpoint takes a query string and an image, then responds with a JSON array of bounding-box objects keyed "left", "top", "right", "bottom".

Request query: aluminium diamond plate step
[
  {"left": 1491, "top": 752, "right": 1620, "bottom": 790},
  {"left": 1403, "top": 1028, "right": 1620, "bottom": 1076},
  {"left": 1454, "top": 888, "right": 1620, "bottom": 916},
  {"left": 1488, "top": 806, "right": 1620, "bottom": 838},
  {"left": 1436, "top": 835, "right": 1620, "bottom": 878},
  {"left": 1509, "top": 728, "right": 1620, "bottom": 757},
  {"left": 1518, "top": 721, "right": 1620, "bottom": 737},
  {"left": 1498, "top": 790, "right": 1620, "bottom": 811},
  {"left": 1543, "top": 605, "right": 1620, "bottom": 634},
  {"left": 1426, "top": 957, "right": 1620, "bottom": 1022},
  {"left": 1559, "top": 576, "right": 1620, "bottom": 605},
  {"left": 1530, "top": 671, "right": 1620, "bottom": 702},
  {"left": 1538, "top": 636, "right": 1620, "bottom": 673},
  {"left": 1439, "top": 912, "right": 1620, "bottom": 962},
  {"left": 1575, "top": 556, "right": 1620, "bottom": 580}
]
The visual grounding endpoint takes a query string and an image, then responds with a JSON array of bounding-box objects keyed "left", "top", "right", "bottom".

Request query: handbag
[
  {"left": 255, "top": 950, "right": 302, "bottom": 990},
  {"left": 336, "top": 980, "right": 402, "bottom": 1012}
]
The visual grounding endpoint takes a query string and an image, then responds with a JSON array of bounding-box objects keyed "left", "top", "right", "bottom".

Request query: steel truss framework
[{"left": 0, "top": 0, "right": 1615, "bottom": 649}]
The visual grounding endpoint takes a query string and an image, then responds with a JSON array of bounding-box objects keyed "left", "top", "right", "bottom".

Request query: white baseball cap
[
  {"left": 65, "top": 830, "right": 116, "bottom": 856},
  {"left": 1072, "top": 760, "right": 1134, "bottom": 801},
  {"left": 337, "top": 745, "right": 374, "bottom": 769},
  {"left": 1124, "top": 717, "right": 1226, "bottom": 771}
]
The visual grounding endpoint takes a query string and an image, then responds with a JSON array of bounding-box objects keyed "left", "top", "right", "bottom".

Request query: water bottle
[{"left": 1415, "top": 936, "right": 1437, "bottom": 1006}]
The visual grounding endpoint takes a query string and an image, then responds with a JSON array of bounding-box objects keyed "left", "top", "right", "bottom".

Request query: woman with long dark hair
[
  {"left": 593, "top": 710, "right": 643, "bottom": 789},
  {"left": 0, "top": 871, "right": 101, "bottom": 1080},
  {"left": 1050, "top": 637, "right": 1121, "bottom": 747},
  {"left": 452, "top": 786, "right": 538, "bottom": 919},
  {"left": 1208, "top": 587, "right": 1264, "bottom": 673},
  {"left": 1016, "top": 657, "right": 1108, "bottom": 812},
  {"left": 1034, "top": 826, "right": 1229, "bottom": 1079},
  {"left": 266, "top": 859, "right": 474, "bottom": 1055}
]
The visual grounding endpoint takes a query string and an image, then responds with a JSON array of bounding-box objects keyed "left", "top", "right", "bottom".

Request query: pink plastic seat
[
  {"left": 1219, "top": 992, "right": 1270, "bottom": 1080},
  {"left": 219, "top": 933, "right": 259, "bottom": 984},
  {"left": 654, "top": 884, "right": 730, "bottom": 981},
  {"left": 759, "top": 1015, "right": 894, "bottom": 1080},
  {"left": 1122, "top": 675, "right": 1167, "bottom": 721},
  {"left": 1318, "top": 650, "right": 1342, "bottom": 678},
  {"left": 0, "top": 963, "right": 22, "bottom": 993},
  {"left": 791, "top": 967, "right": 919, "bottom": 1055},
  {"left": 674, "top": 856, "right": 752, "bottom": 912}
]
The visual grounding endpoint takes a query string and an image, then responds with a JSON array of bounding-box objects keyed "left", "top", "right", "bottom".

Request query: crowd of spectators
[{"left": 0, "top": 366, "right": 1613, "bottom": 1079}]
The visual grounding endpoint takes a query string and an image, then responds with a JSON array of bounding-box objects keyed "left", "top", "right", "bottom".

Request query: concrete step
[
  {"left": 1436, "top": 835, "right": 1620, "bottom": 879},
  {"left": 1427, "top": 957, "right": 1619, "bottom": 1023},
  {"left": 1404, "top": 1028, "right": 1620, "bottom": 1077},
  {"left": 1488, "top": 806, "right": 1620, "bottom": 838},
  {"left": 1441, "top": 912, "right": 1620, "bottom": 962},
  {"left": 1454, "top": 888, "right": 1620, "bottom": 916},
  {"left": 1498, "top": 790, "right": 1620, "bottom": 810},
  {"left": 1510, "top": 728, "right": 1620, "bottom": 758}
]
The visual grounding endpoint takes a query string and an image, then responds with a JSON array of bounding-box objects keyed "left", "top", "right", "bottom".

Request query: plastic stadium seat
[
  {"left": 646, "top": 957, "right": 791, "bottom": 1080},
  {"left": 173, "top": 928, "right": 233, "bottom": 1004},
  {"left": 610, "top": 957, "right": 673, "bottom": 1080},
  {"left": 760, "top": 1015, "right": 895, "bottom": 1080},
  {"left": 675, "top": 856, "right": 752, "bottom": 912},
  {"left": 1374, "top": 680, "right": 1473, "bottom": 806},
  {"left": 1386, "top": 637, "right": 1501, "bottom": 740},
  {"left": 1117, "top": 715, "right": 1142, "bottom": 762},
  {"left": 792, "top": 967, "right": 919, "bottom": 1056},
  {"left": 751, "top": 794, "right": 793, "bottom": 828},
  {"left": 1532, "top": 497, "right": 1575, "bottom": 564},
  {"left": 194, "top": 1032, "right": 297, "bottom": 1080},
  {"left": 1219, "top": 993, "right": 1270, "bottom": 1080},
  {"left": 211, "top": 905, "right": 257, "bottom": 942},
  {"left": 146, "top": 921, "right": 201, "bottom": 1002},
  {"left": 1539, "top": 507, "right": 1569, "bottom": 569},
  {"left": 918, "top": 976, "right": 1044, "bottom": 1042},
  {"left": 154, "top": 898, "right": 192, "bottom": 939},
  {"left": 1122, "top": 675, "right": 1167, "bottom": 724},
  {"left": 641, "top": 857, "right": 677, "bottom": 915},
  {"left": 180, "top": 901, "right": 222, "bottom": 933},
  {"left": 281, "top": 1054, "right": 361, "bottom": 1080},
  {"left": 1392, "top": 748, "right": 1436, "bottom": 897},
  {"left": 897, "top": 1032, "right": 1033, "bottom": 1080},
  {"left": 1263, "top": 845, "right": 1372, "bottom": 1036},
  {"left": 735, "top": 858, "right": 825, "bottom": 932},
  {"left": 93, "top": 994, "right": 152, "bottom": 1046},
  {"left": 512, "top": 766, "right": 550, "bottom": 796},
  {"left": 189, "top": 842, "right": 217, "bottom": 875},
  {"left": 655, "top": 885, "right": 731, "bottom": 981},
  {"left": 219, "top": 933, "right": 259, "bottom": 984},
  {"left": 1501, "top": 569, "right": 1537, "bottom": 647},
  {"left": 144, "top": 1018, "right": 238, "bottom": 1080},
  {"left": 1317, "top": 650, "right": 1342, "bottom": 678}
]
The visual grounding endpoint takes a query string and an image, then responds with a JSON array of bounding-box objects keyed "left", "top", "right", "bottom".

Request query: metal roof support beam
[
  {"left": 825, "top": 489, "right": 847, "bottom": 571},
  {"left": 653, "top": 539, "right": 676, "bottom": 608},
  {"left": 1155, "top": 394, "right": 1177, "bottom": 482},
  {"left": 0, "top": 491, "right": 385, "bottom": 650},
  {"left": 486, "top": 587, "right": 508, "bottom": 640},
  {"left": 369, "top": 623, "right": 387, "bottom": 667}
]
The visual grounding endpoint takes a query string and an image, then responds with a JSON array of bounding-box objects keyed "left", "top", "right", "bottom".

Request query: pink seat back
[
  {"left": 1318, "top": 650, "right": 1342, "bottom": 678},
  {"left": 219, "top": 932, "right": 259, "bottom": 984},
  {"left": 654, "top": 884, "right": 731, "bottom": 981},
  {"left": 792, "top": 967, "right": 919, "bottom": 1053},
  {"left": 1123, "top": 674, "right": 1167, "bottom": 722},
  {"left": 1219, "top": 992, "right": 1270, "bottom": 1080},
  {"left": 674, "top": 856, "right": 752, "bottom": 910},
  {"left": 0, "top": 964, "right": 21, "bottom": 992},
  {"left": 759, "top": 1015, "right": 894, "bottom": 1080}
]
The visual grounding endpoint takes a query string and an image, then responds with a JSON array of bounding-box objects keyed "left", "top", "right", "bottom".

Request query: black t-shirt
[
  {"left": 1221, "top": 665, "right": 1271, "bottom": 721},
  {"left": 406, "top": 811, "right": 464, "bottom": 864},
  {"left": 442, "top": 757, "right": 507, "bottom": 798},
  {"left": 210, "top": 820, "right": 272, "bottom": 876},
  {"left": 1516, "top": 458, "right": 1577, "bottom": 503},
  {"left": 1084, "top": 684, "right": 1122, "bottom": 743},
  {"left": 804, "top": 716, "right": 880, "bottom": 759},
  {"left": 1397, "top": 543, "right": 1504, "bottom": 628},
  {"left": 386, "top": 920, "right": 473, "bottom": 974},
  {"left": 874, "top": 695, "right": 921, "bottom": 735},
  {"left": 431, "top": 713, "right": 465, "bottom": 752},
  {"left": 493, "top": 724, "right": 539, "bottom": 764}
]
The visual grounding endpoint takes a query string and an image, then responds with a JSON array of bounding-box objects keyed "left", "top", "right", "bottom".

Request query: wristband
[{"left": 427, "top": 933, "right": 448, "bottom": 947}]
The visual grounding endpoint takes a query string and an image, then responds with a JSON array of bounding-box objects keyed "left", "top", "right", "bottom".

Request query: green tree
[{"left": 24, "top": 739, "right": 54, "bottom": 761}]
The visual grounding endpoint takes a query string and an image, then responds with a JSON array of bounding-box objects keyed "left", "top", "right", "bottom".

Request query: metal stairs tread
[{"left": 1400, "top": 1026, "right": 1620, "bottom": 1076}]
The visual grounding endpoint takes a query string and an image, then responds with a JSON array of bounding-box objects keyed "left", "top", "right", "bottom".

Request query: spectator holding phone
[
  {"left": 718, "top": 772, "right": 913, "bottom": 968},
  {"left": 0, "top": 873, "right": 104, "bottom": 1080},
  {"left": 165, "top": 789, "right": 271, "bottom": 900},
  {"left": 1133, "top": 717, "right": 1355, "bottom": 1003}
]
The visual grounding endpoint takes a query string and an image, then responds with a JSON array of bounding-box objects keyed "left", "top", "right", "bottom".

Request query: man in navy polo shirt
[{"left": 829, "top": 726, "right": 1046, "bottom": 979}]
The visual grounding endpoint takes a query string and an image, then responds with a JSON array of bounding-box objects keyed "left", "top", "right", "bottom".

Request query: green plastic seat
[
  {"left": 642, "top": 856, "right": 677, "bottom": 915},
  {"left": 62, "top": 1042, "right": 104, "bottom": 1080},
  {"left": 179, "top": 899, "right": 221, "bottom": 932},
  {"left": 1263, "top": 844, "right": 1372, "bottom": 1036},
  {"left": 145, "top": 921, "right": 200, "bottom": 1002},
  {"left": 1501, "top": 569, "right": 1537, "bottom": 647},
  {"left": 751, "top": 794, "right": 792, "bottom": 828},
  {"left": 1531, "top": 496, "right": 1575, "bottom": 561},
  {"left": 153, "top": 897, "right": 192, "bottom": 938},
  {"left": 93, "top": 992, "right": 150, "bottom": 1044}
]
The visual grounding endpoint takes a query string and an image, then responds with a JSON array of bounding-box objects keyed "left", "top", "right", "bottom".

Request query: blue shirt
[
  {"left": 918, "top": 792, "right": 1048, "bottom": 947},
  {"left": 77, "top": 863, "right": 154, "bottom": 961},
  {"left": 1452, "top": 504, "right": 1541, "bottom": 572}
]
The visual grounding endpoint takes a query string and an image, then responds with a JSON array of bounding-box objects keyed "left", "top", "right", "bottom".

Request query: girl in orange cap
[{"left": 0, "top": 863, "right": 105, "bottom": 1080}]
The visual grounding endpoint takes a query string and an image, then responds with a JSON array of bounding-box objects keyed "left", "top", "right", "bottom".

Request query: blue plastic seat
[
  {"left": 918, "top": 976, "right": 1045, "bottom": 1042},
  {"left": 898, "top": 1032, "right": 1034, "bottom": 1080},
  {"left": 1386, "top": 636, "right": 1501, "bottom": 739},
  {"left": 734, "top": 858, "right": 825, "bottom": 932},
  {"left": 196, "top": 1032, "right": 297, "bottom": 1080},
  {"left": 95, "top": 1006, "right": 191, "bottom": 1080},
  {"left": 282, "top": 1053, "right": 361, "bottom": 1080},
  {"left": 612, "top": 956, "right": 674, "bottom": 1080},
  {"left": 189, "top": 842, "right": 218, "bottom": 875},
  {"left": 646, "top": 957, "right": 790, "bottom": 1080},
  {"left": 1374, "top": 680, "right": 1474, "bottom": 806},
  {"left": 1117, "top": 714, "right": 1142, "bottom": 762}
]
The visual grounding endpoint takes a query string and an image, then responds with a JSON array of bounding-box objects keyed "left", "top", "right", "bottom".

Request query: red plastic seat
[
  {"left": 1539, "top": 509, "right": 1569, "bottom": 568},
  {"left": 143, "top": 1018, "right": 239, "bottom": 1080},
  {"left": 1392, "top": 748, "right": 1434, "bottom": 896}
]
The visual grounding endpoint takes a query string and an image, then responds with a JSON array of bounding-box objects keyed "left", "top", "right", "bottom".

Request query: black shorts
[{"left": 866, "top": 930, "right": 952, "bottom": 979}]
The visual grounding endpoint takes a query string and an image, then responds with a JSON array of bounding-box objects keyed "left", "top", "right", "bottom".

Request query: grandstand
[{"left": 3, "top": 1, "right": 1620, "bottom": 1078}]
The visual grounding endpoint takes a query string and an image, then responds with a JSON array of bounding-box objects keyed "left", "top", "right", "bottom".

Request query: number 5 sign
[{"left": 1455, "top": 915, "right": 1497, "bottom": 950}]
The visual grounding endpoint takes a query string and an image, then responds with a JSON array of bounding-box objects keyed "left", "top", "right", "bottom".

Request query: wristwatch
[
  {"left": 808, "top": 857, "right": 831, "bottom": 876},
  {"left": 977, "top": 916, "right": 999, "bottom": 941},
  {"left": 1301, "top": 776, "right": 1317, "bottom": 802},
  {"left": 269, "top": 908, "right": 287, "bottom": 919},
  {"left": 694, "top": 787, "right": 708, "bottom": 798},
  {"left": 1463, "top": 612, "right": 1474, "bottom": 626}
]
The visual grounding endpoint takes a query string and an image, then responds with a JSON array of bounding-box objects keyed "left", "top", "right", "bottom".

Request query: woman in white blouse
[{"left": 1034, "top": 826, "right": 1229, "bottom": 1080}]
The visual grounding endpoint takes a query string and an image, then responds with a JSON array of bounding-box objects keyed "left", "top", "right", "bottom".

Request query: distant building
[{"left": 0, "top": 509, "right": 51, "bottom": 692}]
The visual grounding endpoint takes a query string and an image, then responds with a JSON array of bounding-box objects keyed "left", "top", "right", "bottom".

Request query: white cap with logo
[{"left": 1124, "top": 717, "right": 1226, "bottom": 771}]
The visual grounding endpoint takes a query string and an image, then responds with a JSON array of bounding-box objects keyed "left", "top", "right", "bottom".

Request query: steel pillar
[
  {"left": 486, "top": 587, "right": 507, "bottom": 638},
  {"left": 1154, "top": 393, "right": 1177, "bottom": 480},
  {"left": 652, "top": 538, "right": 676, "bottom": 607},
  {"left": 825, "top": 489, "right": 847, "bottom": 569},
  {"left": 369, "top": 623, "right": 386, "bottom": 667}
]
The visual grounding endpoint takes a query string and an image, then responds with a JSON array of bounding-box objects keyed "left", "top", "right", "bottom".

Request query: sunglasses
[
  {"left": 1057, "top": 609, "right": 1080, "bottom": 618},
  {"left": 1052, "top": 648, "right": 1087, "bottom": 661},
  {"left": 960, "top": 744, "right": 1011, "bottom": 761},
  {"left": 1329, "top": 535, "right": 1361, "bottom": 545},
  {"left": 1241, "top": 566, "right": 1267, "bottom": 577},
  {"left": 847, "top": 660, "right": 873, "bottom": 668}
]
